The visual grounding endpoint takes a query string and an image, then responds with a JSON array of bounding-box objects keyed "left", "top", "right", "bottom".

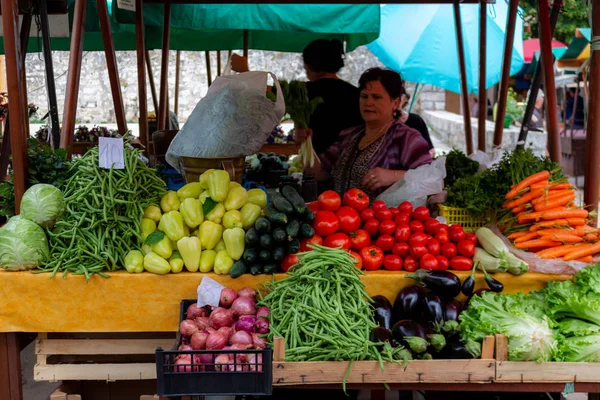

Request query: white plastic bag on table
[
  {"left": 376, "top": 157, "right": 447, "bottom": 208},
  {"left": 469, "top": 149, "right": 503, "bottom": 172},
  {"left": 166, "top": 71, "right": 285, "bottom": 171}
]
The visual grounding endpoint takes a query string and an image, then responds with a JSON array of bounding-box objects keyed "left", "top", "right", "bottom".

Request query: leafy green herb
[
  {"left": 202, "top": 197, "right": 218, "bottom": 216},
  {"left": 279, "top": 80, "right": 323, "bottom": 128},
  {"left": 442, "top": 149, "right": 480, "bottom": 188}
]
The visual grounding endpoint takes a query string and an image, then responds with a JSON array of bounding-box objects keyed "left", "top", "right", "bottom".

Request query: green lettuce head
[
  {"left": 0, "top": 216, "right": 50, "bottom": 270},
  {"left": 20, "top": 183, "right": 65, "bottom": 228}
]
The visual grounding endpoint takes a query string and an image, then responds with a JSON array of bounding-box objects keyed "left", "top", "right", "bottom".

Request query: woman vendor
[{"left": 308, "top": 68, "right": 433, "bottom": 199}]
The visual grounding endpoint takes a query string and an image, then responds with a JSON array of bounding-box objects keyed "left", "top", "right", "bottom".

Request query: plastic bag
[
  {"left": 376, "top": 157, "right": 447, "bottom": 208},
  {"left": 469, "top": 149, "right": 503, "bottom": 172},
  {"left": 166, "top": 71, "right": 285, "bottom": 171}
]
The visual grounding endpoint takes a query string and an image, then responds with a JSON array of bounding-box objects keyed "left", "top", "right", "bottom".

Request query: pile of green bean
[
  {"left": 259, "top": 245, "right": 409, "bottom": 366},
  {"left": 40, "top": 146, "right": 166, "bottom": 278}
]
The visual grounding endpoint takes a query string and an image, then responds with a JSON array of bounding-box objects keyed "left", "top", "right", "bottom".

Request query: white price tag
[
  {"left": 117, "top": 0, "right": 135, "bottom": 11},
  {"left": 98, "top": 137, "right": 125, "bottom": 169},
  {"left": 197, "top": 277, "right": 225, "bottom": 308}
]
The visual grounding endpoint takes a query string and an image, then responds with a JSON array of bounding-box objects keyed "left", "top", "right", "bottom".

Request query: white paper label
[
  {"left": 117, "top": 0, "right": 135, "bottom": 12},
  {"left": 98, "top": 137, "right": 125, "bottom": 169},
  {"left": 197, "top": 277, "right": 225, "bottom": 308}
]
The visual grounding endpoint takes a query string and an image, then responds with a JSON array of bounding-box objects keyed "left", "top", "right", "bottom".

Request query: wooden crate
[
  {"left": 35, "top": 332, "right": 176, "bottom": 382},
  {"left": 271, "top": 336, "right": 496, "bottom": 386},
  {"left": 495, "top": 334, "right": 600, "bottom": 383},
  {"left": 48, "top": 382, "right": 161, "bottom": 400}
]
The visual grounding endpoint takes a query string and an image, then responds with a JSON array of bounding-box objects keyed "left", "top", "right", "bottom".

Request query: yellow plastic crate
[{"left": 438, "top": 204, "right": 489, "bottom": 232}]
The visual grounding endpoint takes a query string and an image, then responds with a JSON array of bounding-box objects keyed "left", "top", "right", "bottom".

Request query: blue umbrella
[{"left": 367, "top": 2, "right": 524, "bottom": 94}]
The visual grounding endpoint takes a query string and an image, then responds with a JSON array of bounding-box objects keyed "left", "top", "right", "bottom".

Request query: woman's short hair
[
  {"left": 302, "top": 39, "right": 345, "bottom": 73},
  {"left": 358, "top": 68, "right": 406, "bottom": 100}
]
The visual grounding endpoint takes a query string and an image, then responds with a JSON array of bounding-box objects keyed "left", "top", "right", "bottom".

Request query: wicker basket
[{"left": 438, "top": 204, "right": 489, "bottom": 232}]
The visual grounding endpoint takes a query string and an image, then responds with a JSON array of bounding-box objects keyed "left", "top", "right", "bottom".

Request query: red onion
[
  {"left": 203, "top": 327, "right": 217, "bottom": 335},
  {"left": 237, "top": 287, "right": 257, "bottom": 301},
  {"left": 174, "top": 355, "right": 193, "bottom": 372},
  {"left": 255, "top": 317, "right": 269, "bottom": 334},
  {"left": 230, "top": 330, "right": 253, "bottom": 347},
  {"left": 218, "top": 326, "right": 234, "bottom": 340},
  {"left": 197, "top": 353, "right": 213, "bottom": 365},
  {"left": 231, "top": 297, "right": 256, "bottom": 316},
  {"left": 230, "top": 343, "right": 253, "bottom": 350},
  {"left": 191, "top": 332, "right": 208, "bottom": 350},
  {"left": 195, "top": 317, "right": 211, "bottom": 331},
  {"left": 209, "top": 307, "right": 235, "bottom": 329},
  {"left": 219, "top": 287, "right": 238, "bottom": 308},
  {"left": 186, "top": 303, "right": 210, "bottom": 319},
  {"left": 214, "top": 354, "right": 231, "bottom": 371},
  {"left": 248, "top": 354, "right": 263, "bottom": 372},
  {"left": 192, "top": 354, "right": 205, "bottom": 371},
  {"left": 256, "top": 306, "right": 270, "bottom": 319},
  {"left": 179, "top": 320, "right": 199, "bottom": 338},
  {"left": 235, "top": 315, "right": 256, "bottom": 333},
  {"left": 252, "top": 333, "right": 267, "bottom": 349},
  {"left": 178, "top": 344, "right": 193, "bottom": 351},
  {"left": 206, "top": 331, "right": 227, "bottom": 350}
]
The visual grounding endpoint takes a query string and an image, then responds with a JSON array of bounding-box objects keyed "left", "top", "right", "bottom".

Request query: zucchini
[
  {"left": 229, "top": 260, "right": 247, "bottom": 279},
  {"left": 259, "top": 249, "right": 271, "bottom": 263},
  {"left": 281, "top": 185, "right": 306, "bottom": 214},
  {"left": 243, "top": 248, "right": 258, "bottom": 264},
  {"left": 263, "top": 205, "right": 288, "bottom": 225},
  {"left": 473, "top": 248, "right": 506, "bottom": 273},
  {"left": 245, "top": 228, "right": 259, "bottom": 245},
  {"left": 249, "top": 264, "right": 263, "bottom": 275},
  {"left": 289, "top": 239, "right": 300, "bottom": 254},
  {"left": 303, "top": 208, "right": 315, "bottom": 223},
  {"left": 263, "top": 264, "right": 277, "bottom": 275},
  {"left": 271, "top": 192, "right": 294, "bottom": 214},
  {"left": 255, "top": 217, "right": 271, "bottom": 234},
  {"left": 475, "top": 227, "right": 509, "bottom": 259},
  {"left": 285, "top": 220, "right": 300, "bottom": 239},
  {"left": 272, "top": 247, "right": 286, "bottom": 262},
  {"left": 299, "top": 223, "right": 315, "bottom": 238},
  {"left": 272, "top": 228, "right": 287, "bottom": 243},
  {"left": 260, "top": 234, "right": 273, "bottom": 249}
]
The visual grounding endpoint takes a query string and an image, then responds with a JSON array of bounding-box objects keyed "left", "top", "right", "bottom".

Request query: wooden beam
[
  {"left": 39, "top": 0, "right": 61, "bottom": 149},
  {"left": 174, "top": 50, "right": 181, "bottom": 115},
  {"left": 136, "top": 0, "right": 148, "bottom": 155},
  {"left": 60, "top": 0, "right": 87, "bottom": 149},
  {"left": 477, "top": 0, "right": 487, "bottom": 152},
  {"left": 145, "top": 51, "right": 159, "bottom": 114},
  {"left": 217, "top": 50, "right": 222, "bottom": 76},
  {"left": 0, "top": 333, "right": 22, "bottom": 400},
  {"left": 243, "top": 29, "right": 249, "bottom": 58},
  {"left": 453, "top": 1, "right": 473, "bottom": 155},
  {"left": 205, "top": 51, "right": 212, "bottom": 86},
  {"left": 158, "top": 0, "right": 171, "bottom": 131}
]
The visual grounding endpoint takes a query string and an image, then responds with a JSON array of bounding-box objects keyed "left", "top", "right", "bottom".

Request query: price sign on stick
[{"left": 98, "top": 137, "right": 125, "bottom": 169}]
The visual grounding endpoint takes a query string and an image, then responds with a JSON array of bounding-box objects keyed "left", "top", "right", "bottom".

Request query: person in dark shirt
[
  {"left": 294, "top": 39, "right": 363, "bottom": 155},
  {"left": 566, "top": 88, "right": 585, "bottom": 129},
  {"left": 398, "top": 92, "right": 435, "bottom": 154}
]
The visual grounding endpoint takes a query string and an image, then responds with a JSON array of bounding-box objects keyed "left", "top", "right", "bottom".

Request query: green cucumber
[
  {"left": 260, "top": 234, "right": 273, "bottom": 249},
  {"left": 272, "top": 247, "right": 286, "bottom": 262},
  {"left": 245, "top": 228, "right": 259, "bottom": 245},
  {"left": 259, "top": 249, "right": 271, "bottom": 263},
  {"left": 303, "top": 208, "right": 315, "bottom": 223},
  {"left": 281, "top": 185, "right": 306, "bottom": 214},
  {"left": 255, "top": 217, "right": 271, "bottom": 234},
  {"left": 242, "top": 248, "right": 258, "bottom": 264},
  {"left": 229, "top": 260, "right": 247, "bottom": 279},
  {"left": 263, "top": 205, "right": 288, "bottom": 225},
  {"left": 271, "top": 192, "right": 294, "bottom": 214},
  {"left": 249, "top": 264, "right": 263, "bottom": 275},
  {"left": 272, "top": 228, "right": 287, "bottom": 243},
  {"left": 300, "top": 223, "right": 315, "bottom": 238},
  {"left": 263, "top": 264, "right": 277, "bottom": 275},
  {"left": 289, "top": 239, "right": 300, "bottom": 254},
  {"left": 285, "top": 220, "right": 300, "bottom": 239}
]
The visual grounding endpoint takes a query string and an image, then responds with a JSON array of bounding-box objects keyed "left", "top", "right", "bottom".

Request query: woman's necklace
[{"left": 358, "top": 120, "right": 393, "bottom": 150}]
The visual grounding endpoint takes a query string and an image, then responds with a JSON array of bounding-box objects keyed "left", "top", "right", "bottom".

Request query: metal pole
[
  {"left": 217, "top": 50, "right": 222, "bottom": 76},
  {"left": 453, "top": 1, "right": 474, "bottom": 155},
  {"left": 477, "top": 0, "right": 487, "bottom": 152},
  {"left": 39, "top": 0, "right": 61, "bottom": 149},
  {"left": 243, "top": 29, "right": 249, "bottom": 59},
  {"left": 493, "top": 0, "right": 518, "bottom": 148},
  {"left": 158, "top": 0, "right": 171, "bottom": 131},
  {"left": 136, "top": 0, "right": 149, "bottom": 155},
  {"left": 175, "top": 50, "right": 181, "bottom": 115},
  {"left": 205, "top": 51, "right": 212, "bottom": 86}
]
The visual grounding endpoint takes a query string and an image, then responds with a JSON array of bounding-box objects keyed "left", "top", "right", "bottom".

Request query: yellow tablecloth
[{"left": 0, "top": 270, "right": 571, "bottom": 333}]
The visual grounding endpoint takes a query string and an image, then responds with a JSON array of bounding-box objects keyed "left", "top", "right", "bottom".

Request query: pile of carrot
[{"left": 502, "top": 170, "right": 599, "bottom": 263}]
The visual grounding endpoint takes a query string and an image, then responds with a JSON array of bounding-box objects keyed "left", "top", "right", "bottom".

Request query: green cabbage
[
  {"left": 0, "top": 216, "right": 50, "bottom": 270},
  {"left": 574, "top": 264, "right": 600, "bottom": 294},
  {"left": 20, "top": 183, "right": 64, "bottom": 228}
]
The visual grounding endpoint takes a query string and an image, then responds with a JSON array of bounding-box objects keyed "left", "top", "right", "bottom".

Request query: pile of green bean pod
[
  {"left": 40, "top": 146, "right": 166, "bottom": 278},
  {"left": 259, "top": 244, "right": 409, "bottom": 366}
]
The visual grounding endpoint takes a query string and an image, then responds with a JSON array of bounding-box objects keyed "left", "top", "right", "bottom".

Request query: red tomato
[
  {"left": 349, "top": 229, "right": 371, "bottom": 251},
  {"left": 307, "top": 202, "right": 320, "bottom": 213},
  {"left": 390, "top": 208, "right": 400, "bottom": 218},
  {"left": 360, "top": 246, "right": 384, "bottom": 271},
  {"left": 420, "top": 254, "right": 439, "bottom": 271},
  {"left": 323, "top": 233, "right": 351, "bottom": 250},
  {"left": 383, "top": 254, "right": 403, "bottom": 271},
  {"left": 441, "top": 242, "right": 458, "bottom": 259},
  {"left": 379, "top": 220, "right": 397, "bottom": 236},
  {"left": 343, "top": 188, "right": 370, "bottom": 211},
  {"left": 457, "top": 239, "right": 476, "bottom": 257},
  {"left": 410, "top": 246, "right": 428, "bottom": 260},
  {"left": 465, "top": 232, "right": 478, "bottom": 245},
  {"left": 375, "top": 235, "right": 395, "bottom": 252},
  {"left": 398, "top": 201, "right": 413, "bottom": 214},
  {"left": 394, "top": 213, "right": 411, "bottom": 226},
  {"left": 363, "top": 219, "right": 380, "bottom": 236},
  {"left": 348, "top": 250, "right": 363, "bottom": 270},
  {"left": 394, "top": 223, "right": 411, "bottom": 243},
  {"left": 336, "top": 206, "right": 361, "bottom": 233},
  {"left": 360, "top": 208, "right": 375, "bottom": 222},
  {"left": 372, "top": 200, "right": 387, "bottom": 212},
  {"left": 435, "top": 228, "right": 450, "bottom": 244},
  {"left": 314, "top": 211, "right": 339, "bottom": 237},
  {"left": 409, "top": 232, "right": 430, "bottom": 248},
  {"left": 403, "top": 256, "right": 419, "bottom": 272},
  {"left": 448, "top": 225, "right": 466, "bottom": 242},
  {"left": 450, "top": 256, "right": 474, "bottom": 271},
  {"left": 409, "top": 220, "right": 425, "bottom": 233},
  {"left": 281, "top": 253, "right": 299, "bottom": 272},
  {"left": 300, "top": 235, "right": 323, "bottom": 252},
  {"left": 438, "top": 224, "right": 449, "bottom": 231},
  {"left": 375, "top": 209, "right": 393, "bottom": 222},
  {"left": 392, "top": 242, "right": 410, "bottom": 258},
  {"left": 426, "top": 238, "right": 441, "bottom": 256},
  {"left": 436, "top": 255, "right": 450, "bottom": 271},
  {"left": 412, "top": 206, "right": 430, "bottom": 222},
  {"left": 318, "top": 190, "right": 341, "bottom": 212},
  {"left": 424, "top": 218, "right": 441, "bottom": 235}
]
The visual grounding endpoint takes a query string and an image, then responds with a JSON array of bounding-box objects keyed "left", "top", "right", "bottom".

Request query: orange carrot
[
  {"left": 533, "top": 193, "right": 577, "bottom": 212},
  {"left": 515, "top": 232, "right": 540, "bottom": 243},
  {"left": 532, "top": 190, "right": 575, "bottom": 205},
  {"left": 542, "top": 209, "right": 589, "bottom": 221},
  {"left": 585, "top": 233, "right": 599, "bottom": 242},
  {"left": 529, "top": 218, "right": 585, "bottom": 231},
  {"left": 512, "top": 206, "right": 528, "bottom": 214},
  {"left": 549, "top": 183, "right": 573, "bottom": 191},
  {"left": 507, "top": 232, "right": 530, "bottom": 240},
  {"left": 546, "top": 233, "right": 584, "bottom": 243},
  {"left": 515, "top": 239, "right": 562, "bottom": 249},
  {"left": 506, "top": 171, "right": 551, "bottom": 199},
  {"left": 576, "top": 256, "right": 594, "bottom": 263},
  {"left": 566, "top": 218, "right": 587, "bottom": 226},
  {"left": 529, "top": 180, "right": 550, "bottom": 190},
  {"left": 517, "top": 208, "right": 566, "bottom": 224},
  {"left": 563, "top": 241, "right": 600, "bottom": 261},
  {"left": 537, "top": 228, "right": 584, "bottom": 237},
  {"left": 536, "top": 244, "right": 582, "bottom": 259},
  {"left": 504, "top": 189, "right": 545, "bottom": 209}
]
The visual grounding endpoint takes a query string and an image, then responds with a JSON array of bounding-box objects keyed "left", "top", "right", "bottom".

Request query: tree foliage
[{"left": 521, "top": 0, "right": 589, "bottom": 44}]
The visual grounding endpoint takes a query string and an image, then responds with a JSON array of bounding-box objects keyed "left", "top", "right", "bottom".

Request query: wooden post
[
  {"left": 453, "top": 1, "right": 473, "bottom": 155},
  {"left": 39, "top": 0, "right": 61, "bottom": 149},
  {"left": 205, "top": 51, "right": 212, "bottom": 86},
  {"left": 158, "top": 0, "right": 171, "bottom": 131},
  {"left": 174, "top": 50, "right": 181, "bottom": 115},
  {"left": 97, "top": 0, "right": 128, "bottom": 136},
  {"left": 538, "top": 0, "right": 561, "bottom": 162},
  {"left": 60, "top": 0, "right": 87, "bottom": 149},
  {"left": 477, "top": 0, "right": 487, "bottom": 152},
  {"left": 493, "top": 0, "right": 518, "bottom": 148},
  {"left": 136, "top": 0, "right": 148, "bottom": 154},
  {"left": 243, "top": 29, "right": 249, "bottom": 59},
  {"left": 0, "top": 333, "right": 22, "bottom": 400},
  {"left": 584, "top": 1, "right": 600, "bottom": 222},
  {"left": 217, "top": 50, "right": 222, "bottom": 76},
  {"left": 145, "top": 51, "right": 159, "bottom": 114}
]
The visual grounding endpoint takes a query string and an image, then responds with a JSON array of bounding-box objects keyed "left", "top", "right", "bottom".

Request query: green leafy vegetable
[
  {"left": 279, "top": 80, "right": 323, "bottom": 129},
  {"left": 0, "top": 215, "right": 50, "bottom": 271},
  {"left": 442, "top": 148, "right": 479, "bottom": 188},
  {"left": 20, "top": 184, "right": 65, "bottom": 228}
]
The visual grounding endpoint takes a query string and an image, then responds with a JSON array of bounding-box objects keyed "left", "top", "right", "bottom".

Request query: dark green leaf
[
  {"left": 144, "top": 231, "right": 165, "bottom": 245},
  {"left": 202, "top": 197, "right": 218, "bottom": 216}
]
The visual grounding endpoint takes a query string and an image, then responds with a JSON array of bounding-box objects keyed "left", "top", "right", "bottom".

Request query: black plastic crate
[{"left": 156, "top": 299, "right": 273, "bottom": 397}]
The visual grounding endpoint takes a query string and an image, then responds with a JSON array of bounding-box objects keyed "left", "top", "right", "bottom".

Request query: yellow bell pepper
[
  {"left": 183, "top": 224, "right": 190, "bottom": 237},
  {"left": 142, "top": 244, "right": 153, "bottom": 255},
  {"left": 169, "top": 251, "right": 184, "bottom": 273},
  {"left": 143, "top": 252, "right": 171, "bottom": 275},
  {"left": 223, "top": 228, "right": 245, "bottom": 261},
  {"left": 177, "top": 236, "right": 202, "bottom": 272},
  {"left": 206, "top": 203, "right": 226, "bottom": 224},
  {"left": 214, "top": 239, "right": 226, "bottom": 252},
  {"left": 199, "top": 169, "right": 215, "bottom": 189},
  {"left": 199, "top": 191, "right": 210, "bottom": 204},
  {"left": 192, "top": 229, "right": 199, "bottom": 237},
  {"left": 141, "top": 218, "right": 156, "bottom": 241},
  {"left": 199, "top": 221, "right": 222, "bottom": 250},
  {"left": 124, "top": 250, "right": 144, "bottom": 273},
  {"left": 158, "top": 211, "right": 186, "bottom": 242},
  {"left": 208, "top": 170, "right": 230, "bottom": 202},
  {"left": 151, "top": 233, "right": 173, "bottom": 259},
  {"left": 223, "top": 210, "right": 243, "bottom": 229},
  {"left": 247, "top": 188, "right": 267, "bottom": 208},
  {"left": 229, "top": 181, "right": 241, "bottom": 190},
  {"left": 214, "top": 250, "right": 234, "bottom": 275},
  {"left": 143, "top": 205, "right": 162, "bottom": 223},
  {"left": 180, "top": 198, "right": 204, "bottom": 229},
  {"left": 240, "top": 203, "right": 262, "bottom": 230},
  {"left": 160, "top": 191, "right": 180, "bottom": 212},
  {"left": 177, "top": 182, "right": 203, "bottom": 200},
  {"left": 224, "top": 186, "right": 248, "bottom": 211},
  {"left": 200, "top": 250, "right": 217, "bottom": 273}
]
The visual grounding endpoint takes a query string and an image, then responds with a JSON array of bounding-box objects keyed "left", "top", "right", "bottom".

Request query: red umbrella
[{"left": 523, "top": 38, "right": 567, "bottom": 63}]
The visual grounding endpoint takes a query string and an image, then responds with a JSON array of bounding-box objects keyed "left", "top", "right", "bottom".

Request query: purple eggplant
[
  {"left": 391, "top": 320, "right": 426, "bottom": 342},
  {"left": 392, "top": 285, "right": 425, "bottom": 323},
  {"left": 370, "top": 327, "right": 393, "bottom": 345},
  {"left": 371, "top": 295, "right": 393, "bottom": 330},
  {"left": 423, "top": 293, "right": 444, "bottom": 324},
  {"left": 440, "top": 340, "right": 480, "bottom": 359},
  {"left": 406, "top": 270, "right": 461, "bottom": 298},
  {"left": 444, "top": 299, "right": 463, "bottom": 322}
]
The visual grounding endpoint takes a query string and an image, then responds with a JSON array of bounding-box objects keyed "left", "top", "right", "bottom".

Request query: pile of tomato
[{"left": 302, "top": 189, "right": 476, "bottom": 272}]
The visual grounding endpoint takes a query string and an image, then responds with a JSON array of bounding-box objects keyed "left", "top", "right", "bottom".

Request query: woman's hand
[
  {"left": 294, "top": 125, "right": 312, "bottom": 143},
  {"left": 362, "top": 168, "right": 405, "bottom": 192}
]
